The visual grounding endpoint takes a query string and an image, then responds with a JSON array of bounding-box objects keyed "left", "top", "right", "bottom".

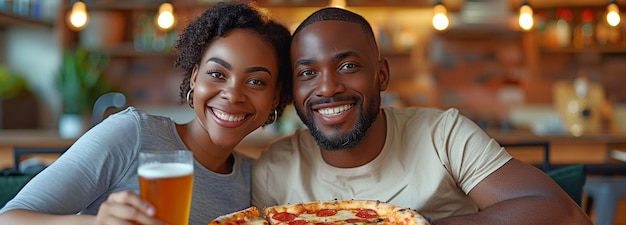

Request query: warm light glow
[
  {"left": 518, "top": 4, "right": 534, "bottom": 31},
  {"left": 329, "top": 0, "right": 346, "bottom": 8},
  {"left": 432, "top": 4, "right": 449, "bottom": 31},
  {"left": 66, "top": 1, "right": 88, "bottom": 31},
  {"left": 156, "top": 3, "right": 176, "bottom": 31},
  {"left": 606, "top": 3, "right": 621, "bottom": 27}
]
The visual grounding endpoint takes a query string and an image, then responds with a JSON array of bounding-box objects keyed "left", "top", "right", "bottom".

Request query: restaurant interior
[{"left": 1, "top": 0, "right": 626, "bottom": 224}]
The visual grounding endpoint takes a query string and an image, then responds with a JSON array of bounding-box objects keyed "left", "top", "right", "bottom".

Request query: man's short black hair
[{"left": 293, "top": 7, "right": 379, "bottom": 54}]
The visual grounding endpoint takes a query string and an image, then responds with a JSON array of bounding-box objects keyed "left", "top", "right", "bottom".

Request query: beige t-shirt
[{"left": 252, "top": 107, "right": 512, "bottom": 220}]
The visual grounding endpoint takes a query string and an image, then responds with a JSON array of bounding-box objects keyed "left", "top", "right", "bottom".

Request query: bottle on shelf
[
  {"left": 554, "top": 8, "right": 573, "bottom": 48},
  {"left": 573, "top": 8, "right": 595, "bottom": 48}
]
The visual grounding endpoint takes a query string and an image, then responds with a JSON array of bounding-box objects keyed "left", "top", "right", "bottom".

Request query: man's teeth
[
  {"left": 318, "top": 104, "right": 353, "bottom": 116},
  {"left": 214, "top": 111, "right": 245, "bottom": 122}
]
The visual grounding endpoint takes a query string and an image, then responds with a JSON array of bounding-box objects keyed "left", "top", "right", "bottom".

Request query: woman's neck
[{"left": 176, "top": 120, "right": 234, "bottom": 174}]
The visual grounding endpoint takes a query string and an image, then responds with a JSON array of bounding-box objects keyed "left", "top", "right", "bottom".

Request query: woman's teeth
[{"left": 214, "top": 110, "right": 245, "bottom": 122}]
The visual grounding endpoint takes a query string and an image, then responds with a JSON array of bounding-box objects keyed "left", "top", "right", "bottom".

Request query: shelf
[
  {"left": 85, "top": 1, "right": 213, "bottom": 11},
  {"left": 84, "top": 0, "right": 452, "bottom": 10},
  {"left": 0, "top": 12, "right": 53, "bottom": 29},
  {"left": 97, "top": 43, "right": 177, "bottom": 58},
  {"left": 106, "top": 48, "right": 176, "bottom": 58},
  {"left": 540, "top": 45, "right": 626, "bottom": 54},
  {"left": 259, "top": 1, "right": 429, "bottom": 7}
]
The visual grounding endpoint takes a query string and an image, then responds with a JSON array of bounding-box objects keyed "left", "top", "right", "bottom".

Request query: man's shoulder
[
  {"left": 269, "top": 129, "right": 314, "bottom": 149},
  {"left": 258, "top": 129, "right": 315, "bottom": 161},
  {"left": 385, "top": 106, "right": 460, "bottom": 124}
]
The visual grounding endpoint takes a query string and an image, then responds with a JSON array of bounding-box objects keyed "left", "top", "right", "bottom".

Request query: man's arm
[{"left": 433, "top": 159, "right": 592, "bottom": 225}]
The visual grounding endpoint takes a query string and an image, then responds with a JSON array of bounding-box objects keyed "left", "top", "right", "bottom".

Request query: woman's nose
[{"left": 220, "top": 82, "right": 246, "bottom": 103}]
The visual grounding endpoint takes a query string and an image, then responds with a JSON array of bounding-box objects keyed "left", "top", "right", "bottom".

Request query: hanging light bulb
[
  {"left": 66, "top": 0, "right": 88, "bottom": 31},
  {"left": 329, "top": 0, "right": 346, "bottom": 9},
  {"left": 156, "top": 2, "right": 176, "bottom": 31},
  {"left": 518, "top": 2, "right": 534, "bottom": 31},
  {"left": 432, "top": 1, "right": 449, "bottom": 31},
  {"left": 606, "top": 0, "right": 621, "bottom": 27}
]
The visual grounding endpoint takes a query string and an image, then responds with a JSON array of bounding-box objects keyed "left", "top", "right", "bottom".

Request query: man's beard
[{"left": 295, "top": 94, "right": 380, "bottom": 151}]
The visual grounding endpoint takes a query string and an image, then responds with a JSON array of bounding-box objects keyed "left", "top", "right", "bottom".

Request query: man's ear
[{"left": 377, "top": 58, "right": 390, "bottom": 91}]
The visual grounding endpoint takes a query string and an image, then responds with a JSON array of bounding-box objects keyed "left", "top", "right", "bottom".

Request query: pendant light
[
  {"left": 66, "top": 0, "right": 88, "bottom": 31},
  {"left": 328, "top": 0, "right": 346, "bottom": 9},
  {"left": 606, "top": 0, "right": 621, "bottom": 27},
  {"left": 518, "top": 1, "right": 534, "bottom": 31},
  {"left": 432, "top": 0, "right": 449, "bottom": 31},
  {"left": 156, "top": 2, "right": 176, "bottom": 31}
]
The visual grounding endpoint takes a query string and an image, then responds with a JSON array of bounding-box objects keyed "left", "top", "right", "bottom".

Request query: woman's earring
[
  {"left": 265, "top": 109, "right": 278, "bottom": 125},
  {"left": 186, "top": 89, "right": 194, "bottom": 108}
]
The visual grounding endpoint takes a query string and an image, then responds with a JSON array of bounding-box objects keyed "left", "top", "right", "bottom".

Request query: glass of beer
[{"left": 138, "top": 150, "right": 194, "bottom": 225}]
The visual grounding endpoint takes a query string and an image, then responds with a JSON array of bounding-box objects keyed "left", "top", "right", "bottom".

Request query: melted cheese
[
  {"left": 298, "top": 210, "right": 358, "bottom": 222},
  {"left": 246, "top": 217, "right": 269, "bottom": 225}
]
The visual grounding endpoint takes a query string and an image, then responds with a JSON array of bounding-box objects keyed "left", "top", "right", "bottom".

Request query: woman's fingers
[
  {"left": 96, "top": 191, "right": 165, "bottom": 225},
  {"left": 108, "top": 191, "right": 155, "bottom": 216}
]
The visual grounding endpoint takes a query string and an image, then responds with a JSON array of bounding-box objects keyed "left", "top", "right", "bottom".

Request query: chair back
[
  {"left": 546, "top": 164, "right": 586, "bottom": 206},
  {"left": 13, "top": 147, "right": 68, "bottom": 172},
  {"left": 91, "top": 92, "right": 126, "bottom": 127}
]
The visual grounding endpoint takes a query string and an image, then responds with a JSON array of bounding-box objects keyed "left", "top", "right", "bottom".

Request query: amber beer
[{"left": 138, "top": 150, "right": 194, "bottom": 225}]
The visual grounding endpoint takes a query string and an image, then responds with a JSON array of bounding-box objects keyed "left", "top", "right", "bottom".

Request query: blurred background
[
  {"left": 2, "top": 1, "right": 626, "bottom": 223},
  {"left": 0, "top": 0, "right": 625, "bottom": 136}
]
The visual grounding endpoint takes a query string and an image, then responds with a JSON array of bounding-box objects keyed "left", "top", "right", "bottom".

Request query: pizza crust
[{"left": 209, "top": 206, "right": 268, "bottom": 225}]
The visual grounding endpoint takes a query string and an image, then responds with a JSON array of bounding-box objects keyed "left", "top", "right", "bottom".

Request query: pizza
[
  {"left": 208, "top": 200, "right": 430, "bottom": 225},
  {"left": 209, "top": 206, "right": 268, "bottom": 225}
]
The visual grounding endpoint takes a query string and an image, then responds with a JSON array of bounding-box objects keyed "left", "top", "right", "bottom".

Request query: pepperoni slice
[
  {"left": 316, "top": 209, "right": 337, "bottom": 217},
  {"left": 272, "top": 212, "right": 297, "bottom": 221},
  {"left": 355, "top": 209, "right": 379, "bottom": 218},
  {"left": 288, "top": 220, "right": 309, "bottom": 225}
]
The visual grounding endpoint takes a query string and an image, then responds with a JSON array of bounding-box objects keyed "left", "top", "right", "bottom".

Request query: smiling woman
[{"left": 0, "top": 2, "right": 293, "bottom": 225}]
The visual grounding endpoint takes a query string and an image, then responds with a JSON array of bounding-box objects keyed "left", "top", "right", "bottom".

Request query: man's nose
[{"left": 314, "top": 70, "right": 345, "bottom": 97}]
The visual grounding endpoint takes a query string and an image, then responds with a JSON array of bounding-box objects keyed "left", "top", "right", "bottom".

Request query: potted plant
[
  {"left": 0, "top": 65, "right": 39, "bottom": 129},
  {"left": 56, "top": 47, "right": 112, "bottom": 138}
]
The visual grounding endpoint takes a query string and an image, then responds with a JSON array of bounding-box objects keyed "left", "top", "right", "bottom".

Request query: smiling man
[{"left": 252, "top": 7, "right": 592, "bottom": 225}]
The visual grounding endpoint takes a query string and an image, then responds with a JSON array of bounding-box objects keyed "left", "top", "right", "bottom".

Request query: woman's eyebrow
[
  {"left": 246, "top": 67, "right": 271, "bottom": 75},
  {"left": 206, "top": 57, "right": 232, "bottom": 70}
]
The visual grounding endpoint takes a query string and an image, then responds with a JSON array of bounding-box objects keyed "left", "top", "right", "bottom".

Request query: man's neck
[{"left": 320, "top": 109, "right": 387, "bottom": 168}]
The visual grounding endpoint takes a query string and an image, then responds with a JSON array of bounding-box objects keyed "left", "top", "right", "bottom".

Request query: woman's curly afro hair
[{"left": 174, "top": 1, "right": 292, "bottom": 120}]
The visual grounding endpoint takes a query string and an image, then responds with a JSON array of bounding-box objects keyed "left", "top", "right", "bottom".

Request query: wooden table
[
  {"left": 1, "top": 128, "right": 625, "bottom": 169},
  {"left": 0, "top": 129, "right": 278, "bottom": 169},
  {"left": 488, "top": 129, "right": 626, "bottom": 168},
  {"left": 0, "top": 130, "right": 76, "bottom": 169}
]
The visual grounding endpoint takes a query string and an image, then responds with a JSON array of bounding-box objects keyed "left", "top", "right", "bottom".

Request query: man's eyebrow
[
  {"left": 206, "top": 57, "right": 231, "bottom": 70},
  {"left": 334, "top": 51, "right": 358, "bottom": 60},
  {"left": 294, "top": 59, "right": 314, "bottom": 67},
  {"left": 293, "top": 51, "right": 358, "bottom": 67}
]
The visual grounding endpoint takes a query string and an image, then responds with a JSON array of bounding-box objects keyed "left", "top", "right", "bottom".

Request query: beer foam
[{"left": 138, "top": 163, "right": 193, "bottom": 179}]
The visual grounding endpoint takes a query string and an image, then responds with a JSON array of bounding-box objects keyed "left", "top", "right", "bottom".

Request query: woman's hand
[{"left": 96, "top": 190, "right": 166, "bottom": 225}]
